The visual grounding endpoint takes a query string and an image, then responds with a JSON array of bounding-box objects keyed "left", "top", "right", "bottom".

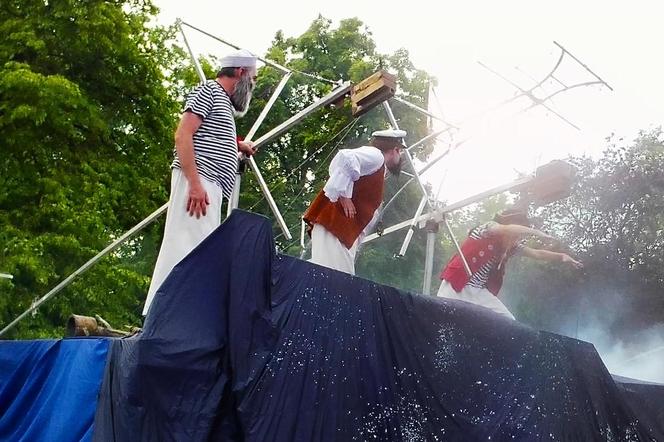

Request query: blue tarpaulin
[
  {"left": 0, "top": 338, "right": 109, "bottom": 442},
  {"left": 92, "top": 210, "right": 664, "bottom": 441}
]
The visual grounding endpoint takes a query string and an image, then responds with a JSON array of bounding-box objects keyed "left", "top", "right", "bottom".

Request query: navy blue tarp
[
  {"left": 93, "top": 210, "right": 663, "bottom": 441},
  {"left": 0, "top": 338, "right": 109, "bottom": 442}
]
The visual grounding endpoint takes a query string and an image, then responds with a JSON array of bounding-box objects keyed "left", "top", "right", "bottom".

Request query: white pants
[
  {"left": 143, "top": 169, "right": 223, "bottom": 315},
  {"left": 437, "top": 280, "right": 516, "bottom": 320},
  {"left": 310, "top": 224, "right": 358, "bottom": 275}
]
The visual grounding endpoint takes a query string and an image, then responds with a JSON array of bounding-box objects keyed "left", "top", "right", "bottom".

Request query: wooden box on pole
[{"left": 351, "top": 70, "right": 397, "bottom": 117}]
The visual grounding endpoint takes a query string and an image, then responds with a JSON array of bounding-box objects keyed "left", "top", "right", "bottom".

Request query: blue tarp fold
[{"left": 0, "top": 338, "right": 109, "bottom": 442}]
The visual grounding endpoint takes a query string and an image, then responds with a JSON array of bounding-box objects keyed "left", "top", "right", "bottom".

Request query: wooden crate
[{"left": 351, "top": 70, "right": 397, "bottom": 117}]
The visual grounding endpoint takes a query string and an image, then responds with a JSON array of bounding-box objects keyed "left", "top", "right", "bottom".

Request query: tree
[
  {"left": 501, "top": 129, "right": 664, "bottom": 342},
  {"left": 0, "top": 0, "right": 179, "bottom": 338}
]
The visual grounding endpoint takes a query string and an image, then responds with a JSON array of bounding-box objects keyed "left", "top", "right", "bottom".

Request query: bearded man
[
  {"left": 143, "top": 49, "right": 258, "bottom": 315},
  {"left": 303, "top": 129, "right": 406, "bottom": 275}
]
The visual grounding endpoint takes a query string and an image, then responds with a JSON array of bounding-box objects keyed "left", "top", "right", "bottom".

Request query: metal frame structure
[
  {"left": 0, "top": 35, "right": 613, "bottom": 335},
  {"left": 360, "top": 41, "right": 612, "bottom": 294}
]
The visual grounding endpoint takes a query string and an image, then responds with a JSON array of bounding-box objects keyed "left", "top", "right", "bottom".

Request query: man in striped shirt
[
  {"left": 143, "top": 49, "right": 258, "bottom": 315},
  {"left": 437, "top": 208, "right": 583, "bottom": 320}
]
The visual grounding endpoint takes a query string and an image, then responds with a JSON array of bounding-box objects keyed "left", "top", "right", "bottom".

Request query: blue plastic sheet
[
  {"left": 94, "top": 210, "right": 664, "bottom": 441},
  {"left": 0, "top": 338, "right": 110, "bottom": 442}
]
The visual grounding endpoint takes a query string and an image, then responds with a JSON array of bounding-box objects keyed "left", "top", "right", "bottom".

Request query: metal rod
[
  {"left": 177, "top": 20, "right": 206, "bottom": 82},
  {"left": 422, "top": 230, "right": 436, "bottom": 295},
  {"left": 379, "top": 143, "right": 454, "bottom": 217},
  {"left": 180, "top": 20, "right": 290, "bottom": 74},
  {"left": 553, "top": 41, "right": 614, "bottom": 91},
  {"left": 227, "top": 174, "right": 241, "bottom": 217},
  {"left": 382, "top": 102, "right": 432, "bottom": 209},
  {"left": 230, "top": 73, "right": 293, "bottom": 232},
  {"left": 397, "top": 196, "right": 428, "bottom": 257},
  {"left": 247, "top": 156, "right": 292, "bottom": 239},
  {"left": 253, "top": 82, "right": 352, "bottom": 150},
  {"left": 443, "top": 216, "right": 472, "bottom": 277},
  {"left": 300, "top": 219, "right": 306, "bottom": 249},
  {"left": 0, "top": 203, "right": 169, "bottom": 337},
  {"left": 406, "top": 127, "right": 453, "bottom": 152},
  {"left": 246, "top": 72, "right": 293, "bottom": 142},
  {"left": 363, "top": 175, "right": 534, "bottom": 243},
  {"left": 391, "top": 96, "right": 457, "bottom": 128}
]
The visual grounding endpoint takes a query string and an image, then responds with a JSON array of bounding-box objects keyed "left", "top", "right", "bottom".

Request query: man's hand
[
  {"left": 561, "top": 254, "right": 584, "bottom": 269},
  {"left": 339, "top": 197, "right": 356, "bottom": 218},
  {"left": 186, "top": 181, "right": 209, "bottom": 218},
  {"left": 238, "top": 140, "right": 257, "bottom": 157}
]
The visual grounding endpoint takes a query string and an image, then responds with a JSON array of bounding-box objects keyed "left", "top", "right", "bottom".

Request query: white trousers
[
  {"left": 310, "top": 224, "right": 358, "bottom": 275},
  {"left": 143, "top": 169, "right": 223, "bottom": 315},
  {"left": 437, "top": 280, "right": 516, "bottom": 320}
]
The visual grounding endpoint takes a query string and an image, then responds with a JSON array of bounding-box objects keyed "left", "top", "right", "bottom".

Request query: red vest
[
  {"left": 440, "top": 234, "right": 509, "bottom": 296},
  {"left": 303, "top": 166, "right": 385, "bottom": 249}
]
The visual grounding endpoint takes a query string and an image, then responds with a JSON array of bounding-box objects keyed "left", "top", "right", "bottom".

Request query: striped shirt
[
  {"left": 172, "top": 80, "right": 238, "bottom": 199},
  {"left": 467, "top": 221, "right": 524, "bottom": 289}
]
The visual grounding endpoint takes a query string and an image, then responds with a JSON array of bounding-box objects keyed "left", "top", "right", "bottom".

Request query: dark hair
[
  {"left": 494, "top": 208, "right": 530, "bottom": 226},
  {"left": 217, "top": 67, "right": 239, "bottom": 78},
  {"left": 371, "top": 137, "right": 403, "bottom": 152}
]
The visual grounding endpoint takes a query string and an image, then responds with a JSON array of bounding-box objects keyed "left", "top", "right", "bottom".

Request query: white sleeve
[{"left": 323, "top": 147, "right": 384, "bottom": 202}]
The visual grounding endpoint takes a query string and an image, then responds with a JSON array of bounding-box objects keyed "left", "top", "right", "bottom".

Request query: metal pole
[
  {"left": 382, "top": 102, "right": 432, "bottom": 209},
  {"left": 443, "top": 216, "right": 472, "bottom": 277},
  {"left": 422, "top": 229, "right": 436, "bottom": 295},
  {"left": 0, "top": 203, "right": 169, "bottom": 337},
  {"left": 179, "top": 21, "right": 290, "bottom": 74},
  {"left": 363, "top": 175, "right": 534, "bottom": 243},
  {"left": 177, "top": 20, "right": 206, "bottom": 82},
  {"left": 553, "top": 41, "right": 613, "bottom": 91},
  {"left": 396, "top": 196, "right": 427, "bottom": 257},
  {"left": 406, "top": 128, "right": 453, "bottom": 152},
  {"left": 391, "top": 96, "right": 457, "bottom": 128},
  {"left": 253, "top": 82, "right": 351, "bottom": 150},
  {"left": 227, "top": 72, "right": 293, "bottom": 235}
]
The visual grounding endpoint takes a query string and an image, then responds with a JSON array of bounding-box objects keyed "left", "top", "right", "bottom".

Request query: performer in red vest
[
  {"left": 438, "top": 208, "right": 583, "bottom": 319},
  {"left": 303, "top": 129, "right": 405, "bottom": 274}
]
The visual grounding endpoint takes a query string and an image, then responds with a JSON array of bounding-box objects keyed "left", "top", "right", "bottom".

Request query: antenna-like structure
[{"left": 478, "top": 41, "right": 613, "bottom": 130}]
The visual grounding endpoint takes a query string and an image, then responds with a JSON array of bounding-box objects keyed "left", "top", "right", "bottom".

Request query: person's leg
[
  {"left": 437, "top": 281, "right": 515, "bottom": 320},
  {"left": 462, "top": 287, "right": 516, "bottom": 320},
  {"left": 143, "top": 169, "right": 222, "bottom": 315},
  {"left": 310, "top": 224, "right": 356, "bottom": 274},
  {"left": 436, "top": 280, "right": 463, "bottom": 299}
]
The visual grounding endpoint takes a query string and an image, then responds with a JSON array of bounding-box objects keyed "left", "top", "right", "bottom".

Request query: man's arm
[
  {"left": 174, "top": 111, "right": 208, "bottom": 218},
  {"left": 488, "top": 223, "right": 553, "bottom": 240},
  {"left": 521, "top": 246, "right": 584, "bottom": 268}
]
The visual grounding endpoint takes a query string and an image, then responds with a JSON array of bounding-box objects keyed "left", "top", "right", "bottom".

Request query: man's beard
[
  {"left": 230, "top": 74, "right": 254, "bottom": 118},
  {"left": 386, "top": 155, "right": 403, "bottom": 175}
]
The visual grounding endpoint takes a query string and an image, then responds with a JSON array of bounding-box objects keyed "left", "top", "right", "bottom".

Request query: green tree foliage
[{"left": 0, "top": 0, "right": 179, "bottom": 338}]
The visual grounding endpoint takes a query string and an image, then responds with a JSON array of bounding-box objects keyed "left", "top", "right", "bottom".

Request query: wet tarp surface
[
  {"left": 0, "top": 338, "right": 110, "bottom": 442},
  {"left": 94, "top": 210, "right": 664, "bottom": 441}
]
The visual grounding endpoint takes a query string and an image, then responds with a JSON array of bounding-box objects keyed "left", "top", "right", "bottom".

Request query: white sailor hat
[
  {"left": 371, "top": 129, "right": 407, "bottom": 139},
  {"left": 219, "top": 49, "right": 257, "bottom": 68}
]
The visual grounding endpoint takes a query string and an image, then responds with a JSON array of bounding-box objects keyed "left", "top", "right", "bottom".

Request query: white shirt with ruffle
[{"left": 322, "top": 146, "right": 384, "bottom": 202}]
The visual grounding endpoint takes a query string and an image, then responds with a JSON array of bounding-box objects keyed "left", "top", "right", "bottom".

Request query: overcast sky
[{"left": 155, "top": 0, "right": 664, "bottom": 203}]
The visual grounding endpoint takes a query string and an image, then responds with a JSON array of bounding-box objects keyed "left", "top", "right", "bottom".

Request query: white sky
[{"left": 155, "top": 0, "right": 664, "bottom": 203}]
